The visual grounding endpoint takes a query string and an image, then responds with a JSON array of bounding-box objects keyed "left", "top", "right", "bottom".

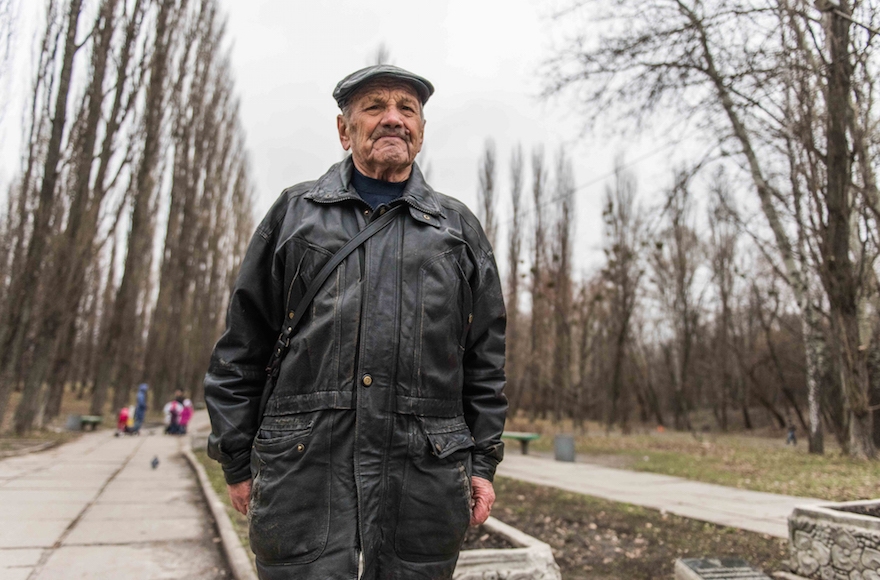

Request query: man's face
[{"left": 337, "top": 81, "right": 425, "bottom": 182}]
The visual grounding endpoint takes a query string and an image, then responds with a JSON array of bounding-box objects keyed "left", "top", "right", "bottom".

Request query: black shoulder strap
[{"left": 259, "top": 203, "right": 405, "bottom": 416}]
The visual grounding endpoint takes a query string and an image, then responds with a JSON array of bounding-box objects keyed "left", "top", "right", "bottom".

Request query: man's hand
[
  {"left": 470, "top": 476, "right": 495, "bottom": 526},
  {"left": 227, "top": 479, "right": 252, "bottom": 515}
]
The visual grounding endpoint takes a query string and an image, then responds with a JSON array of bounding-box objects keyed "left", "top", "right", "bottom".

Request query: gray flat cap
[{"left": 333, "top": 64, "right": 434, "bottom": 109}]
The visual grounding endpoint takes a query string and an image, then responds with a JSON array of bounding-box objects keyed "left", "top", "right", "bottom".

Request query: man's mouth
[{"left": 375, "top": 134, "right": 406, "bottom": 143}]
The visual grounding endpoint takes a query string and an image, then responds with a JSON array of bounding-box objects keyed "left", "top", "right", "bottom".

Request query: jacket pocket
[
  {"left": 395, "top": 416, "right": 474, "bottom": 562},
  {"left": 248, "top": 411, "right": 330, "bottom": 565},
  {"left": 412, "top": 252, "right": 469, "bottom": 396}
]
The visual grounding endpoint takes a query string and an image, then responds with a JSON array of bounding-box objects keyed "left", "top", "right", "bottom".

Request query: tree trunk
[
  {"left": 823, "top": 2, "right": 873, "bottom": 458},
  {"left": 10, "top": 0, "right": 84, "bottom": 433}
]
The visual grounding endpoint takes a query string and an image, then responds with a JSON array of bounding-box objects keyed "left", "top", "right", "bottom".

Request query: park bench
[
  {"left": 79, "top": 415, "right": 102, "bottom": 431},
  {"left": 502, "top": 431, "right": 540, "bottom": 455}
]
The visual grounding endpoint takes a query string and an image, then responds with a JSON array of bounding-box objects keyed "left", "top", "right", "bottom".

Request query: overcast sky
[
  {"left": 219, "top": 0, "right": 688, "bottom": 273},
  {"left": 1, "top": 0, "right": 686, "bottom": 275}
]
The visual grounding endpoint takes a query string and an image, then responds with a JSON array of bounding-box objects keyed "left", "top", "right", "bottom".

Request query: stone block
[
  {"left": 454, "top": 517, "right": 561, "bottom": 580},
  {"left": 788, "top": 499, "right": 880, "bottom": 580},
  {"left": 674, "top": 557, "right": 772, "bottom": 580}
]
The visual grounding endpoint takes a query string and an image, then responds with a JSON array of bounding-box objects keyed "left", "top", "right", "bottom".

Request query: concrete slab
[
  {"left": 106, "top": 475, "right": 193, "bottom": 489},
  {"left": 2, "top": 478, "right": 105, "bottom": 490},
  {"left": 1, "top": 414, "right": 230, "bottom": 578},
  {"left": 83, "top": 501, "right": 202, "bottom": 521},
  {"left": 96, "top": 488, "right": 192, "bottom": 503},
  {"left": 64, "top": 517, "right": 204, "bottom": 545},
  {"left": 497, "top": 453, "right": 825, "bottom": 539},
  {"left": 0, "top": 519, "right": 70, "bottom": 548},
  {"left": 0, "top": 501, "right": 83, "bottom": 521},
  {"left": 2, "top": 568, "right": 33, "bottom": 580},
  {"left": 0, "top": 547, "right": 43, "bottom": 566},
  {"left": 0, "top": 489, "right": 96, "bottom": 503},
  {"left": 0, "top": 547, "right": 42, "bottom": 580},
  {"left": 35, "top": 542, "right": 230, "bottom": 580}
]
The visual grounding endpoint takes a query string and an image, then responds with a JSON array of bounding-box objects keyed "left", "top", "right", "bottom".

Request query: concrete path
[
  {"left": 0, "top": 426, "right": 230, "bottom": 580},
  {"left": 497, "top": 453, "right": 827, "bottom": 538}
]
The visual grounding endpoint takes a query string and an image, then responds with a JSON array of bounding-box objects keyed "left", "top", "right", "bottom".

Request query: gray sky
[
  {"left": 219, "top": 0, "right": 676, "bottom": 273},
  {"left": 1, "top": 0, "right": 684, "bottom": 276}
]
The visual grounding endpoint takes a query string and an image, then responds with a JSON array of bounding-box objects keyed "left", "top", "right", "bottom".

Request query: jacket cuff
[
  {"left": 221, "top": 453, "right": 252, "bottom": 485},
  {"left": 472, "top": 452, "right": 502, "bottom": 482}
]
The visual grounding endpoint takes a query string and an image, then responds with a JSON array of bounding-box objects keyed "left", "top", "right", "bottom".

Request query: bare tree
[
  {"left": 477, "top": 139, "right": 498, "bottom": 249},
  {"left": 550, "top": 149, "right": 575, "bottom": 420},
  {"left": 601, "top": 159, "right": 644, "bottom": 432},
  {"left": 650, "top": 171, "right": 703, "bottom": 432},
  {"left": 527, "top": 147, "right": 551, "bottom": 417},
  {"left": 91, "top": 0, "right": 186, "bottom": 417},
  {"left": 544, "top": 0, "right": 880, "bottom": 455},
  {"left": 0, "top": 0, "right": 17, "bottom": 123},
  {"left": 5, "top": 0, "right": 84, "bottom": 433},
  {"left": 505, "top": 144, "right": 525, "bottom": 413},
  {"left": 707, "top": 171, "right": 739, "bottom": 431}
]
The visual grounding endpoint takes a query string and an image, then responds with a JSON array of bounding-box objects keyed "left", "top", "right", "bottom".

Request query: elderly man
[{"left": 205, "top": 64, "right": 507, "bottom": 580}]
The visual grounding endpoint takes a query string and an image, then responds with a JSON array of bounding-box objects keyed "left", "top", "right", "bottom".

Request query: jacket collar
[{"left": 306, "top": 156, "right": 445, "bottom": 219}]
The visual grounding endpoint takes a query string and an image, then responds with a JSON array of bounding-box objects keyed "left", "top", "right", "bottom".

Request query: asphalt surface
[
  {"left": 497, "top": 452, "right": 825, "bottom": 538},
  {"left": 0, "top": 425, "right": 230, "bottom": 580}
]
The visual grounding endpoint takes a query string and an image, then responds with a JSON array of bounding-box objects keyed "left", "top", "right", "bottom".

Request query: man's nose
[{"left": 380, "top": 106, "right": 404, "bottom": 127}]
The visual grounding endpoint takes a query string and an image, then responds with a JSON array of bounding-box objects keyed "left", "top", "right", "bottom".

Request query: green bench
[
  {"left": 80, "top": 415, "right": 102, "bottom": 431},
  {"left": 502, "top": 431, "right": 540, "bottom": 455}
]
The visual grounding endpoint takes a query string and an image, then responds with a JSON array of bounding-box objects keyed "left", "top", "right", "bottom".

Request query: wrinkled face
[{"left": 337, "top": 81, "right": 425, "bottom": 181}]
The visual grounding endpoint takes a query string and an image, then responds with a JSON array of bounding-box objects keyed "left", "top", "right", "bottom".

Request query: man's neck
[{"left": 352, "top": 157, "right": 412, "bottom": 182}]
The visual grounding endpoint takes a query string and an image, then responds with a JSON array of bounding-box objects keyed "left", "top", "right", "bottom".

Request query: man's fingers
[
  {"left": 469, "top": 476, "right": 495, "bottom": 526},
  {"left": 233, "top": 495, "right": 248, "bottom": 516},
  {"left": 227, "top": 480, "right": 252, "bottom": 516},
  {"left": 470, "top": 495, "right": 491, "bottom": 526}
]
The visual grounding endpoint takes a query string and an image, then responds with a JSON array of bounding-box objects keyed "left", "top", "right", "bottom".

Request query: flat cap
[{"left": 333, "top": 64, "right": 434, "bottom": 109}]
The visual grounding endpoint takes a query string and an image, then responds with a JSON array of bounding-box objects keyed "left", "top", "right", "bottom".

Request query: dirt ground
[{"left": 487, "top": 476, "right": 790, "bottom": 580}]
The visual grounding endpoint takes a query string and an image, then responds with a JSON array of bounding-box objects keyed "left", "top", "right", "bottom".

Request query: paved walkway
[
  {"left": 0, "top": 425, "right": 230, "bottom": 580},
  {"left": 497, "top": 453, "right": 826, "bottom": 538}
]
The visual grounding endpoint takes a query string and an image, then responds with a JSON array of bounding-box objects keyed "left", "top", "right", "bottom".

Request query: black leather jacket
[{"left": 205, "top": 158, "right": 507, "bottom": 579}]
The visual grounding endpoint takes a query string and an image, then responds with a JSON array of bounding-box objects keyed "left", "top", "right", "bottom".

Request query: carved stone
[
  {"left": 789, "top": 501, "right": 880, "bottom": 580},
  {"left": 454, "top": 517, "right": 562, "bottom": 580}
]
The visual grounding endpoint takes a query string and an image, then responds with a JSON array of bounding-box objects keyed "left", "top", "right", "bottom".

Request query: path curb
[
  {"left": 0, "top": 438, "right": 63, "bottom": 459},
  {"left": 182, "top": 442, "right": 258, "bottom": 580}
]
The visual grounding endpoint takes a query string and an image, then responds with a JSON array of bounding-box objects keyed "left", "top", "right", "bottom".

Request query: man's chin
[{"left": 368, "top": 152, "right": 412, "bottom": 170}]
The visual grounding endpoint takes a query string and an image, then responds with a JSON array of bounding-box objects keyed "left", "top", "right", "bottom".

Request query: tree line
[
  {"left": 482, "top": 0, "right": 880, "bottom": 459},
  {"left": 0, "top": 0, "right": 253, "bottom": 434}
]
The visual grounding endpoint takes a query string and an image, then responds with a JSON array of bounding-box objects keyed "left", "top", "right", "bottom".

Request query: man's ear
[{"left": 337, "top": 115, "right": 351, "bottom": 151}]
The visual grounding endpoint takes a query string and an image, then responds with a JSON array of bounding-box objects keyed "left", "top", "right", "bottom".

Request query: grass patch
[
  {"left": 493, "top": 476, "right": 788, "bottom": 580},
  {"left": 193, "top": 448, "right": 254, "bottom": 568},
  {"left": 510, "top": 418, "right": 880, "bottom": 501}
]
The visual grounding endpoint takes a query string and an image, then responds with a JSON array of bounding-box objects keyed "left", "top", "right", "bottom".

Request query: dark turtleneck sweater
[{"left": 351, "top": 166, "right": 407, "bottom": 210}]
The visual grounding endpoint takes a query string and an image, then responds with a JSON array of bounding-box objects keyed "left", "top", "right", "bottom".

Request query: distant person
[
  {"left": 116, "top": 406, "right": 129, "bottom": 437},
  {"left": 179, "top": 398, "right": 193, "bottom": 435},
  {"left": 786, "top": 425, "right": 797, "bottom": 446},
  {"left": 133, "top": 383, "right": 148, "bottom": 433},
  {"left": 164, "top": 390, "right": 185, "bottom": 435}
]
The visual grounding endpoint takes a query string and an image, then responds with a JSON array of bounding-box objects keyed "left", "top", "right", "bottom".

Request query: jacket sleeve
[
  {"left": 204, "top": 195, "right": 286, "bottom": 485},
  {"left": 462, "top": 239, "right": 508, "bottom": 482}
]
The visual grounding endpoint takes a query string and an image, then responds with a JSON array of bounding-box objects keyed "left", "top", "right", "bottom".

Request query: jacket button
[
  {"left": 296, "top": 443, "right": 305, "bottom": 453},
  {"left": 364, "top": 209, "right": 371, "bottom": 216},
  {"left": 362, "top": 374, "right": 373, "bottom": 387},
  {"left": 379, "top": 207, "right": 386, "bottom": 216}
]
